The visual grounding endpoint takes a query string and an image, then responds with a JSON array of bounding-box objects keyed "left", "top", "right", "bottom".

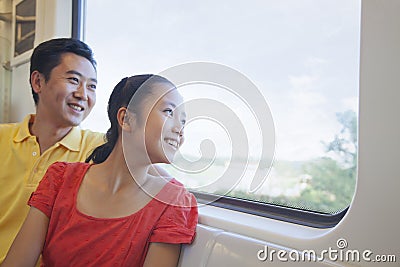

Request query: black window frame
[
  {"left": 71, "top": 0, "right": 84, "bottom": 40},
  {"left": 193, "top": 192, "right": 348, "bottom": 228}
]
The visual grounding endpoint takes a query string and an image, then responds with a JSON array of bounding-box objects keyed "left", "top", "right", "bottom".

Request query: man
[{"left": 0, "top": 38, "right": 104, "bottom": 261}]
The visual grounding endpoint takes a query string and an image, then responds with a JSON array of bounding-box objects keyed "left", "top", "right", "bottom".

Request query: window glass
[
  {"left": 83, "top": 0, "right": 360, "bottom": 214},
  {"left": 0, "top": 36, "right": 11, "bottom": 122},
  {"left": 14, "top": 0, "right": 36, "bottom": 56}
]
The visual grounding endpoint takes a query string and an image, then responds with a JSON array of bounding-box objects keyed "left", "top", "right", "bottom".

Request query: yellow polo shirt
[{"left": 0, "top": 115, "right": 104, "bottom": 262}]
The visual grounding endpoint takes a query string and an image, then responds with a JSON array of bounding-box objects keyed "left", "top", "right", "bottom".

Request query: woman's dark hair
[
  {"left": 86, "top": 74, "right": 174, "bottom": 164},
  {"left": 30, "top": 38, "right": 97, "bottom": 105}
]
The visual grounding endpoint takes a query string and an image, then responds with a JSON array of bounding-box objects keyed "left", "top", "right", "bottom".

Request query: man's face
[{"left": 34, "top": 52, "right": 97, "bottom": 127}]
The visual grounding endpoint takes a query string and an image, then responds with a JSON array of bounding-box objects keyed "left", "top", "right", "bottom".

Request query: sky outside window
[{"left": 82, "top": 0, "right": 360, "bottom": 214}]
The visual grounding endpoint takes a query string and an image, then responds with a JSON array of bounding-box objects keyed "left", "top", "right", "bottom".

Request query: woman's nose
[{"left": 172, "top": 124, "right": 184, "bottom": 137}]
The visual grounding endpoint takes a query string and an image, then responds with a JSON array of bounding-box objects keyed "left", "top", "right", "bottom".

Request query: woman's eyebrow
[{"left": 162, "top": 101, "right": 176, "bottom": 108}]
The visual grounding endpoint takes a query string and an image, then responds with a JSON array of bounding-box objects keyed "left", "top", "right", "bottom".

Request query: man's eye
[
  {"left": 68, "top": 77, "right": 79, "bottom": 84},
  {"left": 88, "top": 84, "right": 97, "bottom": 90}
]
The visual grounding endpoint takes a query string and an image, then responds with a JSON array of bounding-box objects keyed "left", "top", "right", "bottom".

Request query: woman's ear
[{"left": 117, "top": 107, "right": 136, "bottom": 132}]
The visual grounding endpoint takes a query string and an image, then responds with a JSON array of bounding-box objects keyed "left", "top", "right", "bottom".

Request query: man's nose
[{"left": 74, "top": 84, "right": 88, "bottom": 101}]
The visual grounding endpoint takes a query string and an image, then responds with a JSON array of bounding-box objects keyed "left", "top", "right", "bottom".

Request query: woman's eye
[{"left": 164, "top": 109, "right": 173, "bottom": 116}]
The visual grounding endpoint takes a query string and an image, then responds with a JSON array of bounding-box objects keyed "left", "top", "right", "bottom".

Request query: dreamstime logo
[
  {"left": 336, "top": 238, "right": 348, "bottom": 249},
  {"left": 257, "top": 238, "right": 397, "bottom": 263},
  {"left": 123, "top": 62, "right": 275, "bottom": 206}
]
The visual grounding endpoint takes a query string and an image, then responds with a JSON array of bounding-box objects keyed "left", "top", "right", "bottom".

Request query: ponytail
[
  {"left": 85, "top": 78, "right": 129, "bottom": 163},
  {"left": 85, "top": 128, "right": 117, "bottom": 163}
]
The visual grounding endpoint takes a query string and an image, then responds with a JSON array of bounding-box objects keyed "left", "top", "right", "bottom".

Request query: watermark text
[{"left": 257, "top": 238, "right": 397, "bottom": 263}]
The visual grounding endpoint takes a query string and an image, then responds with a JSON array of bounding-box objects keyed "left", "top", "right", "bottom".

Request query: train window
[
  {"left": 14, "top": 0, "right": 36, "bottom": 57},
  {"left": 81, "top": 0, "right": 360, "bottom": 225}
]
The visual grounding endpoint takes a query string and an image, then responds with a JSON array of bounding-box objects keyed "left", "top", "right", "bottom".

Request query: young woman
[{"left": 2, "top": 75, "right": 198, "bottom": 267}]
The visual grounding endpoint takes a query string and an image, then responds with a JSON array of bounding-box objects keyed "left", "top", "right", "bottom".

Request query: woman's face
[
  {"left": 145, "top": 84, "right": 186, "bottom": 164},
  {"left": 124, "top": 82, "right": 186, "bottom": 165}
]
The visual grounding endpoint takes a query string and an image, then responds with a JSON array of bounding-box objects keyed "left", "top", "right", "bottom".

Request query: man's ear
[
  {"left": 31, "top": 71, "right": 44, "bottom": 93},
  {"left": 117, "top": 107, "right": 136, "bottom": 132}
]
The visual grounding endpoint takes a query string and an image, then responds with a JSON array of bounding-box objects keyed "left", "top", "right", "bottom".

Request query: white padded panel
[
  {"left": 178, "top": 224, "right": 224, "bottom": 267},
  {"left": 205, "top": 231, "right": 341, "bottom": 267}
]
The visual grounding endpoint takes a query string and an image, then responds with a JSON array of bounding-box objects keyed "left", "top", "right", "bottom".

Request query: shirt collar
[
  {"left": 14, "top": 114, "right": 35, "bottom": 142},
  {"left": 14, "top": 114, "right": 82, "bottom": 152},
  {"left": 58, "top": 126, "right": 82, "bottom": 152}
]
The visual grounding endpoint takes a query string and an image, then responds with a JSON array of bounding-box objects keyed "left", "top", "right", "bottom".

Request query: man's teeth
[
  {"left": 69, "top": 104, "right": 83, "bottom": 111},
  {"left": 166, "top": 139, "right": 178, "bottom": 148}
]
